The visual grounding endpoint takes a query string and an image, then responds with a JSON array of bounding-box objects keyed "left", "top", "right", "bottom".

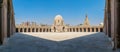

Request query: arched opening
[
  {"left": 54, "top": 27, "right": 56, "bottom": 32},
  {"left": 76, "top": 28, "right": 78, "bottom": 32},
  {"left": 24, "top": 28, "right": 27, "bottom": 32},
  {"left": 96, "top": 28, "right": 98, "bottom": 32},
  {"left": 70, "top": 28, "right": 72, "bottom": 32},
  {"left": 40, "top": 28, "right": 42, "bottom": 32},
  {"left": 16, "top": 28, "right": 18, "bottom": 32},
  {"left": 92, "top": 28, "right": 94, "bottom": 32},
  {"left": 28, "top": 28, "right": 30, "bottom": 32},
  {"left": 50, "top": 29, "right": 51, "bottom": 32},
  {"left": 100, "top": 28, "right": 103, "bottom": 32},
  {"left": 43, "top": 28, "right": 45, "bottom": 32},
  {"left": 63, "top": 27, "right": 65, "bottom": 32},
  {"left": 20, "top": 28, "right": 22, "bottom": 32},
  {"left": 84, "top": 28, "right": 86, "bottom": 32},
  {"left": 36, "top": 28, "right": 38, "bottom": 32},
  {"left": 46, "top": 29, "right": 48, "bottom": 32},
  {"left": 32, "top": 28, "right": 34, "bottom": 32},
  {"left": 73, "top": 28, "right": 75, "bottom": 32},
  {"left": 88, "top": 28, "right": 90, "bottom": 32}
]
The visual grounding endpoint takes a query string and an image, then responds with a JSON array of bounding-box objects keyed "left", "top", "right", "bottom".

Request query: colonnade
[
  {"left": 67, "top": 27, "right": 103, "bottom": 32},
  {"left": 0, "top": 0, "right": 15, "bottom": 45},
  {"left": 16, "top": 28, "right": 51, "bottom": 32},
  {"left": 104, "top": 0, "right": 120, "bottom": 49},
  {"left": 16, "top": 27, "right": 103, "bottom": 32}
]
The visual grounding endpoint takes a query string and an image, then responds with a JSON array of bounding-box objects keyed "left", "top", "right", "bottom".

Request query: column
[
  {"left": 0, "top": 0, "right": 8, "bottom": 45},
  {"left": 40, "top": 28, "right": 41, "bottom": 32},
  {"left": 18, "top": 28, "right": 20, "bottom": 32},
  {"left": 38, "top": 28, "right": 39, "bottom": 32},
  {"left": 22, "top": 28, "right": 24, "bottom": 32},
  {"left": 75, "top": 28, "right": 76, "bottom": 32},
  {"left": 86, "top": 28, "right": 88, "bottom": 32},
  {"left": 78, "top": 28, "right": 80, "bottom": 32},
  {"left": 48, "top": 28, "right": 49, "bottom": 32},
  {"left": 45, "top": 28, "right": 47, "bottom": 32},
  {"left": 30, "top": 28, "right": 32, "bottom": 32},
  {"left": 80, "top": 28, "right": 82, "bottom": 32},
  {"left": 98, "top": 28, "right": 100, "bottom": 32},
  {"left": 26, "top": 28, "right": 28, "bottom": 32},
  {"left": 109, "top": 0, "right": 116, "bottom": 49},
  {"left": 94, "top": 28, "right": 96, "bottom": 32},
  {"left": 71, "top": 28, "right": 72, "bottom": 32},
  {"left": 82, "top": 28, "right": 84, "bottom": 32},
  {"left": 34, "top": 28, "right": 36, "bottom": 32},
  {"left": 90, "top": 28, "right": 92, "bottom": 32},
  {"left": 41, "top": 28, "right": 43, "bottom": 32}
]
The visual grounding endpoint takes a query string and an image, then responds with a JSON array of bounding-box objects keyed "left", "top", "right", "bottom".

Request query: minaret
[{"left": 83, "top": 14, "right": 90, "bottom": 26}]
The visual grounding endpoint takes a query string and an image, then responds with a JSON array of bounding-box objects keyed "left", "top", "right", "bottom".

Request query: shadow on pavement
[{"left": 0, "top": 32, "right": 114, "bottom": 52}]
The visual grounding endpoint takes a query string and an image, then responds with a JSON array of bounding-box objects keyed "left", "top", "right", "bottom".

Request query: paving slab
[{"left": 0, "top": 32, "right": 114, "bottom": 52}]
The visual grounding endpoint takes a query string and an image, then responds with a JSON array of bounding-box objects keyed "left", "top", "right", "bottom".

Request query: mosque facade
[{"left": 16, "top": 15, "right": 103, "bottom": 32}]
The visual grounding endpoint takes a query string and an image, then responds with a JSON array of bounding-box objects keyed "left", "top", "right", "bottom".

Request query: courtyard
[{"left": 0, "top": 32, "right": 114, "bottom": 52}]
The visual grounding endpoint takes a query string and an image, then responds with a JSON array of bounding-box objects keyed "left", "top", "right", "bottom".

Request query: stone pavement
[{"left": 0, "top": 32, "right": 114, "bottom": 52}]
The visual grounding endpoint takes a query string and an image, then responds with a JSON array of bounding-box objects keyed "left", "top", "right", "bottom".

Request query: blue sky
[{"left": 13, "top": 0, "right": 105, "bottom": 25}]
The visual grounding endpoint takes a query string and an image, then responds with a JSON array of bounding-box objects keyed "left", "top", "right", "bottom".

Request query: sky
[{"left": 13, "top": 0, "right": 105, "bottom": 25}]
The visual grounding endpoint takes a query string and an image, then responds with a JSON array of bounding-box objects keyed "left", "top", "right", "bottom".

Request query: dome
[
  {"left": 99, "top": 22, "right": 104, "bottom": 26},
  {"left": 55, "top": 15, "right": 63, "bottom": 20}
]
